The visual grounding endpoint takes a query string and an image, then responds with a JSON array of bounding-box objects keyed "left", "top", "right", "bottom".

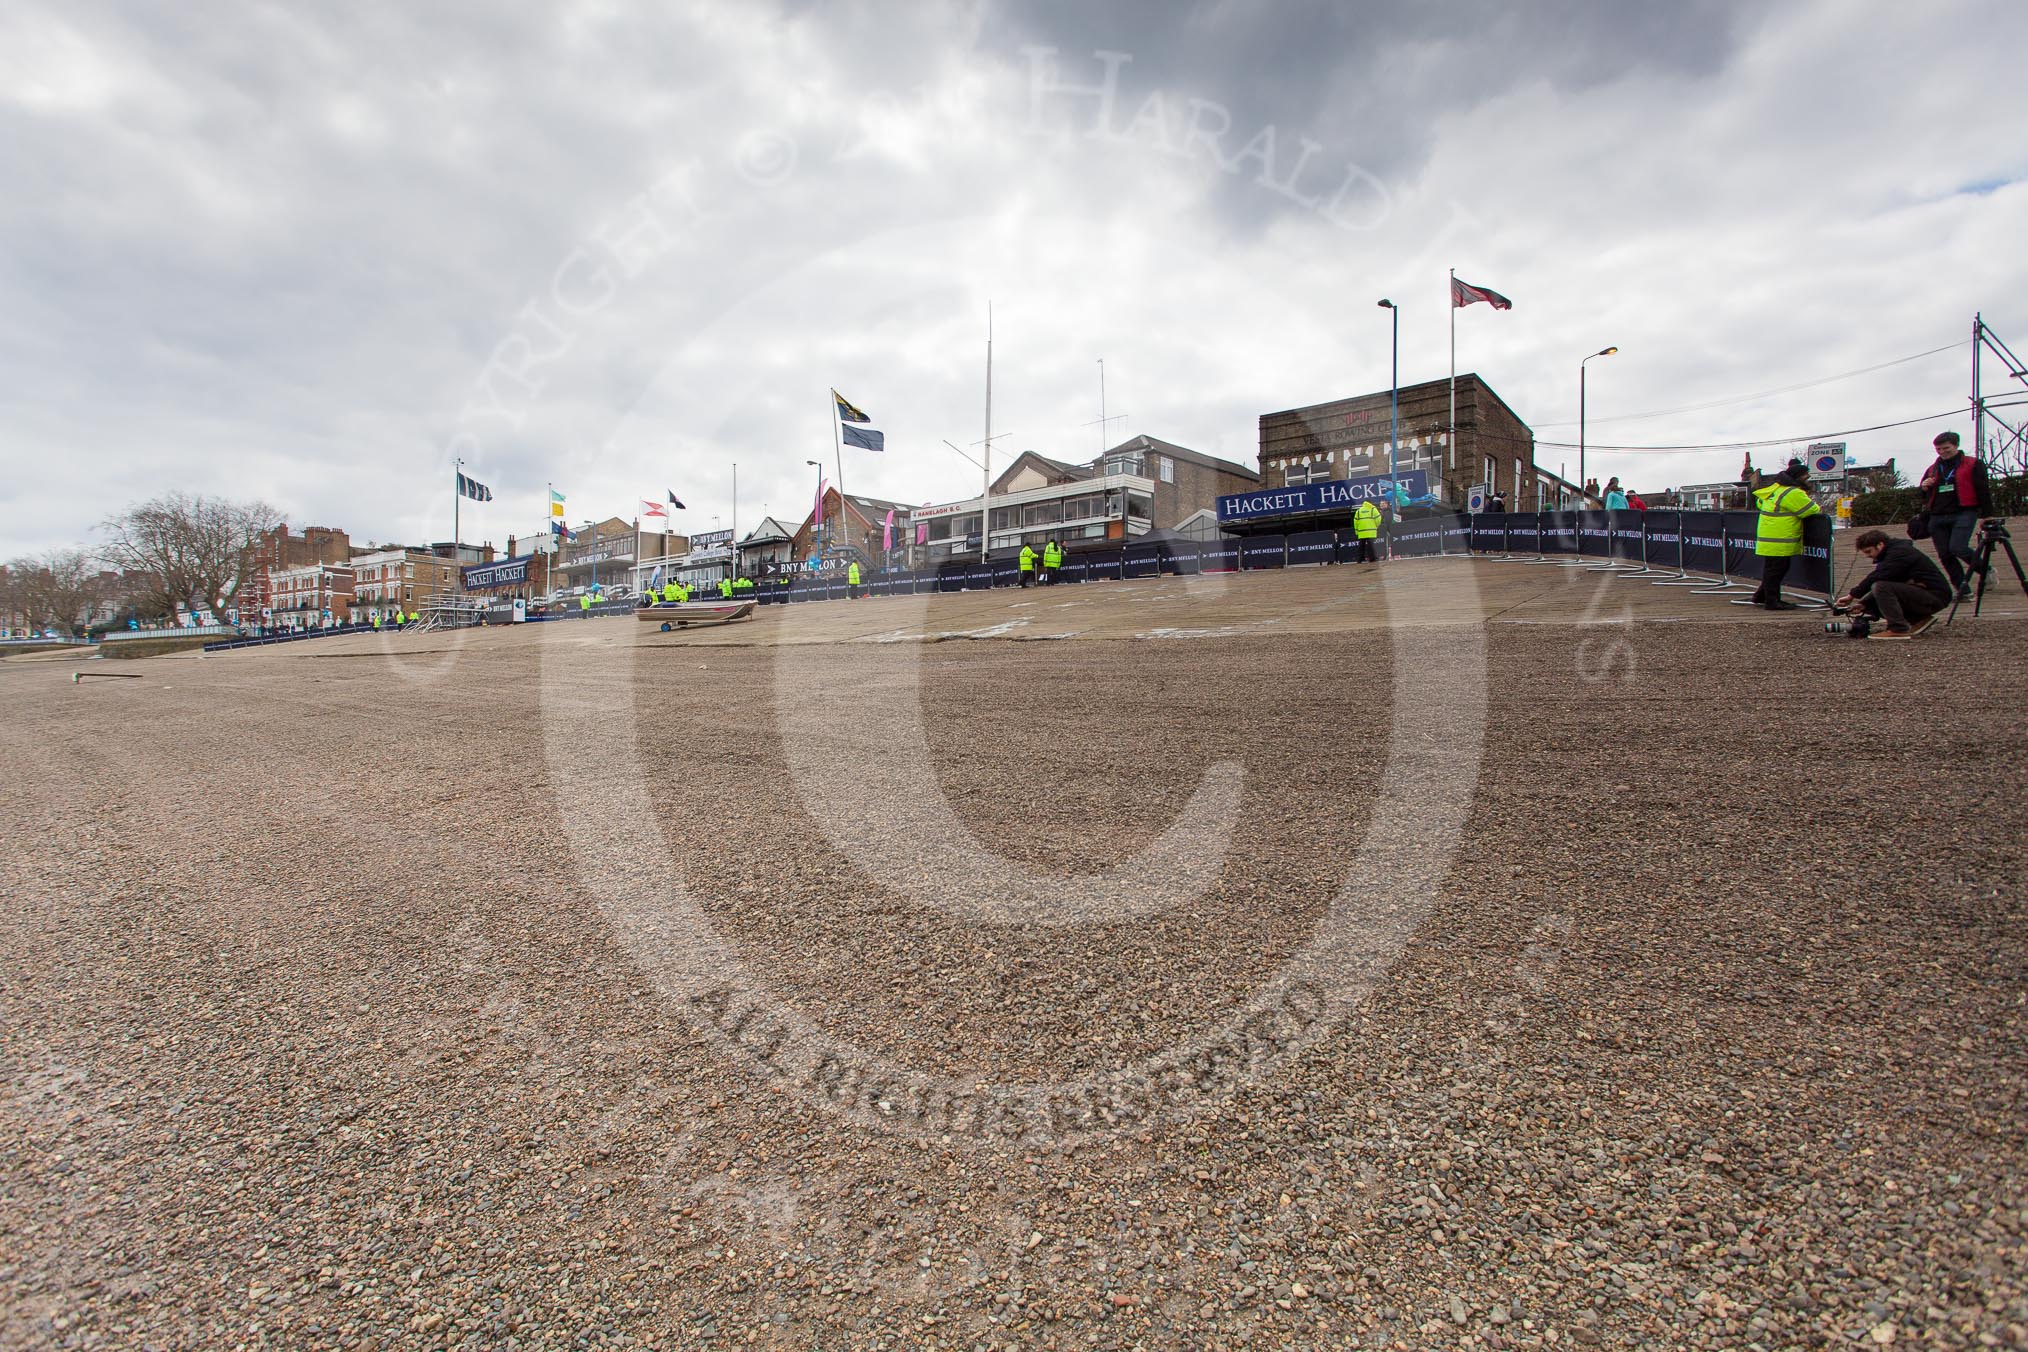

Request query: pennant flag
[
  {"left": 1450, "top": 276, "right": 1513, "bottom": 310},
  {"left": 668, "top": 490, "right": 687, "bottom": 511},
  {"left": 457, "top": 471, "right": 494, "bottom": 502},
  {"left": 813, "top": 475, "right": 825, "bottom": 525},
  {"left": 832, "top": 389, "right": 871, "bottom": 423},
  {"left": 883, "top": 508, "right": 894, "bottom": 553},
  {"left": 642, "top": 499, "right": 668, "bottom": 520},
  {"left": 648, "top": 565, "right": 664, "bottom": 591},
  {"left": 550, "top": 488, "right": 566, "bottom": 518}
]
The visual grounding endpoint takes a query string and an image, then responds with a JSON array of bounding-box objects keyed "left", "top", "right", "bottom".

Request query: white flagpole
[
  {"left": 829, "top": 392, "right": 848, "bottom": 527},
  {"left": 829, "top": 392, "right": 843, "bottom": 560},
  {"left": 982, "top": 303, "right": 993, "bottom": 563},
  {"left": 1448, "top": 269, "right": 1457, "bottom": 480},
  {"left": 453, "top": 457, "right": 461, "bottom": 549}
]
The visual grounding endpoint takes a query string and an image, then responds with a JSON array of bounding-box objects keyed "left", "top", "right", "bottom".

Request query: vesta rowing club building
[{"left": 1245, "top": 374, "right": 1569, "bottom": 530}]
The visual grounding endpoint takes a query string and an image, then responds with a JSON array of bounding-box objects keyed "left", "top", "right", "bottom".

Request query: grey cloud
[{"left": 977, "top": 0, "right": 1760, "bottom": 230}]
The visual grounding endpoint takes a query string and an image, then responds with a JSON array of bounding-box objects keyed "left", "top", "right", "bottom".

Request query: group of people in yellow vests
[
  {"left": 371, "top": 610, "right": 419, "bottom": 630},
  {"left": 1017, "top": 538, "right": 1064, "bottom": 587}
]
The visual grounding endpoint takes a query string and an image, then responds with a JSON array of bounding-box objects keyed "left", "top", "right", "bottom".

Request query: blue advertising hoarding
[
  {"left": 1217, "top": 470, "right": 1431, "bottom": 524},
  {"left": 462, "top": 556, "right": 533, "bottom": 589}
]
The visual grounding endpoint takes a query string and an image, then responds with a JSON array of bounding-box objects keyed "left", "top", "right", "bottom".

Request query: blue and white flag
[
  {"left": 833, "top": 388, "right": 884, "bottom": 452},
  {"left": 457, "top": 471, "right": 494, "bottom": 502}
]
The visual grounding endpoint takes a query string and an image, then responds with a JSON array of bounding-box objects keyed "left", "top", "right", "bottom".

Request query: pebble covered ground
[{"left": 2, "top": 562, "right": 2024, "bottom": 1350}]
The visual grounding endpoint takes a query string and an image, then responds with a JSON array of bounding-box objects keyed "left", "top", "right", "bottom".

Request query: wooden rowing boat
[{"left": 637, "top": 601, "right": 757, "bottom": 630}]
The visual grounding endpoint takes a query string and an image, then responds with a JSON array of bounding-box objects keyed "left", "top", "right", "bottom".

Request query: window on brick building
[{"left": 1158, "top": 456, "right": 1174, "bottom": 483}]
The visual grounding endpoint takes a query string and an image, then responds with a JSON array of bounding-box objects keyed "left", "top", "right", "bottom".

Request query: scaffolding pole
[{"left": 1973, "top": 313, "right": 2028, "bottom": 476}]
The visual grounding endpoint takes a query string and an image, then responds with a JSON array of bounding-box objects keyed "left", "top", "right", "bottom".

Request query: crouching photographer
[{"left": 1831, "top": 529, "right": 1951, "bottom": 640}]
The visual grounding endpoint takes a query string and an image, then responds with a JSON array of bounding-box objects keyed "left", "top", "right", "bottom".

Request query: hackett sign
[
  {"left": 1217, "top": 471, "right": 1429, "bottom": 523},
  {"left": 463, "top": 556, "right": 533, "bottom": 589}
]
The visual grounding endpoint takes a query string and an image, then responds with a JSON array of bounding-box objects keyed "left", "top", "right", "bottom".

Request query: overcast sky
[{"left": 3, "top": 0, "right": 2024, "bottom": 558}]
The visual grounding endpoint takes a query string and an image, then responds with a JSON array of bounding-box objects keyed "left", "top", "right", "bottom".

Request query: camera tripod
[{"left": 1946, "top": 519, "right": 2028, "bottom": 625}]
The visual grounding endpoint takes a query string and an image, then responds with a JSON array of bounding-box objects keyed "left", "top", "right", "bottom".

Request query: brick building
[
  {"left": 553, "top": 518, "right": 680, "bottom": 594},
  {"left": 268, "top": 563, "right": 356, "bottom": 630},
  {"left": 793, "top": 489, "right": 917, "bottom": 570},
  {"left": 240, "top": 524, "right": 352, "bottom": 624},
  {"left": 909, "top": 435, "right": 1259, "bottom": 561},
  {"left": 260, "top": 524, "right": 352, "bottom": 569},
  {"left": 1258, "top": 374, "right": 1553, "bottom": 513},
  {"left": 348, "top": 548, "right": 461, "bottom": 623}
]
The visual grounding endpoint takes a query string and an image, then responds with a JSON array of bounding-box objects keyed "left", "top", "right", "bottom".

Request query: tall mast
[{"left": 981, "top": 303, "right": 993, "bottom": 563}]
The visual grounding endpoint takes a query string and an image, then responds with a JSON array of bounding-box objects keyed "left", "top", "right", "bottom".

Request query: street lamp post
[
  {"left": 805, "top": 460, "right": 824, "bottom": 565},
  {"left": 1377, "top": 299, "right": 1399, "bottom": 484},
  {"left": 1580, "top": 346, "right": 1618, "bottom": 503}
]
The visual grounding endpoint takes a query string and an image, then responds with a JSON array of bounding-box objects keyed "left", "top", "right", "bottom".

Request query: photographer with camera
[{"left": 1831, "top": 528, "right": 1951, "bottom": 640}]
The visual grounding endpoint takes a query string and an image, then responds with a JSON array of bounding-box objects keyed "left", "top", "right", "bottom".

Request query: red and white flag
[
  {"left": 1450, "top": 276, "right": 1513, "bottom": 310},
  {"left": 641, "top": 499, "right": 668, "bottom": 520}
]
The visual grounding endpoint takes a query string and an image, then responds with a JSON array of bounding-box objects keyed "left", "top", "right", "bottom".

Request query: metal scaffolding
[{"left": 1974, "top": 313, "right": 2028, "bottom": 476}]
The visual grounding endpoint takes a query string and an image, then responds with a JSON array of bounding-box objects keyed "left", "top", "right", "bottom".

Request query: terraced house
[
  {"left": 267, "top": 563, "right": 355, "bottom": 630},
  {"left": 347, "top": 548, "right": 460, "bottom": 624}
]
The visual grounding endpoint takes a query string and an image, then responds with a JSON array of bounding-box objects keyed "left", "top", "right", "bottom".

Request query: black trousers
[
  {"left": 1929, "top": 511, "right": 1980, "bottom": 590},
  {"left": 1752, "top": 554, "right": 1793, "bottom": 604},
  {"left": 1354, "top": 537, "right": 1377, "bottom": 563},
  {"left": 1867, "top": 581, "right": 1948, "bottom": 629}
]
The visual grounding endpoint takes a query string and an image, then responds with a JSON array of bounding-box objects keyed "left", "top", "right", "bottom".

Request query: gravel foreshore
[{"left": 3, "top": 565, "right": 2024, "bottom": 1350}]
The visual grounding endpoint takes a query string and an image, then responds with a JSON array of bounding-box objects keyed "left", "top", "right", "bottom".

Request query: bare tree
[
  {"left": 100, "top": 493, "right": 281, "bottom": 622},
  {"left": 1, "top": 549, "right": 102, "bottom": 636}
]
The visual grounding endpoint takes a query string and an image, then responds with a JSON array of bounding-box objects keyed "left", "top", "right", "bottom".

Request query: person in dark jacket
[
  {"left": 1836, "top": 528, "right": 1952, "bottom": 638},
  {"left": 1918, "top": 431, "right": 1993, "bottom": 599}
]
